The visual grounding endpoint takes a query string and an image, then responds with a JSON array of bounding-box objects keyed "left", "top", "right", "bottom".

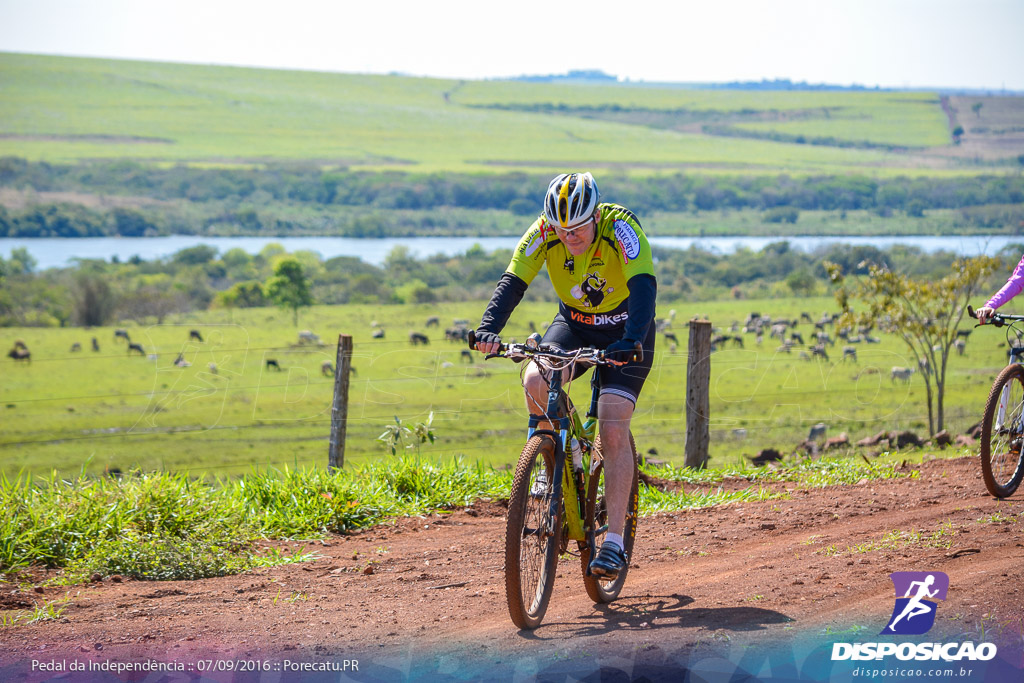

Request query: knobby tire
[
  {"left": 505, "top": 435, "right": 562, "bottom": 630},
  {"left": 980, "top": 364, "right": 1024, "bottom": 498},
  {"left": 581, "top": 432, "right": 640, "bottom": 603}
]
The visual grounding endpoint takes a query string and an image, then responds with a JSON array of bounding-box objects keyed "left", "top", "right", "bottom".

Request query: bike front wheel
[
  {"left": 980, "top": 364, "right": 1024, "bottom": 498},
  {"left": 581, "top": 432, "right": 639, "bottom": 603},
  {"left": 505, "top": 435, "right": 562, "bottom": 629}
]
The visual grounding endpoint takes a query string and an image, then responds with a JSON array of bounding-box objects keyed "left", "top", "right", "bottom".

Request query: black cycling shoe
[{"left": 589, "top": 542, "right": 627, "bottom": 579}]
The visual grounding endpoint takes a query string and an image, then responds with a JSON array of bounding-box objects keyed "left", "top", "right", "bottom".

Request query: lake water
[{"left": 1, "top": 234, "right": 1020, "bottom": 270}]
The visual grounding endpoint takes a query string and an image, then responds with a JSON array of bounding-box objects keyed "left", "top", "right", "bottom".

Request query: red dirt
[{"left": 2, "top": 456, "right": 1023, "bottom": 680}]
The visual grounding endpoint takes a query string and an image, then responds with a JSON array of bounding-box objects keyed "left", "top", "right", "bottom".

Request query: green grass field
[
  {"left": 0, "top": 52, "right": 1001, "bottom": 175},
  {"left": 0, "top": 296, "right": 996, "bottom": 479}
]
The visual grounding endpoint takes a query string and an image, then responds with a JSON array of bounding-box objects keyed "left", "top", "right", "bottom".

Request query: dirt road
[{"left": 2, "top": 456, "right": 1023, "bottom": 681}]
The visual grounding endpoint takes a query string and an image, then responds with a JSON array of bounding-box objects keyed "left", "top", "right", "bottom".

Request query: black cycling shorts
[{"left": 540, "top": 313, "right": 656, "bottom": 405}]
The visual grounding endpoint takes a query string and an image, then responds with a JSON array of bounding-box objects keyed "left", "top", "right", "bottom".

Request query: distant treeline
[
  {"left": 1, "top": 157, "right": 1023, "bottom": 238},
  {"left": 1, "top": 237, "right": 1017, "bottom": 328}
]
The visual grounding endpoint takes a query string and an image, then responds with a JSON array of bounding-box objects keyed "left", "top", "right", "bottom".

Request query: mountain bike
[
  {"left": 968, "top": 305, "right": 1024, "bottom": 498},
  {"left": 468, "top": 331, "right": 641, "bottom": 629}
]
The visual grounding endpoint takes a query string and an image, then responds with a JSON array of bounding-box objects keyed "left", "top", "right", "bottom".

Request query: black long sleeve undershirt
[
  {"left": 622, "top": 274, "right": 657, "bottom": 343},
  {"left": 478, "top": 272, "right": 529, "bottom": 334}
]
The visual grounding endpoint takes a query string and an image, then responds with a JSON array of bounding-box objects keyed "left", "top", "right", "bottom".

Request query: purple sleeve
[{"left": 987, "top": 254, "right": 1024, "bottom": 310}]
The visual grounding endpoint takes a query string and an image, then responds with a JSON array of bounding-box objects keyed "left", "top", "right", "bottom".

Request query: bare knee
[{"left": 598, "top": 394, "right": 634, "bottom": 450}]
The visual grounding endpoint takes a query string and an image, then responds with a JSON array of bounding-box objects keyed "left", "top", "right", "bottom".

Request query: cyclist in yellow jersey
[{"left": 475, "top": 172, "right": 657, "bottom": 579}]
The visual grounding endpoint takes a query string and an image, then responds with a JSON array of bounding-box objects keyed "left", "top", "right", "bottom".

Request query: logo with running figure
[{"left": 881, "top": 572, "right": 949, "bottom": 635}]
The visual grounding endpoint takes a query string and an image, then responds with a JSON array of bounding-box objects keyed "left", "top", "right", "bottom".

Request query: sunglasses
[{"left": 552, "top": 216, "right": 595, "bottom": 238}]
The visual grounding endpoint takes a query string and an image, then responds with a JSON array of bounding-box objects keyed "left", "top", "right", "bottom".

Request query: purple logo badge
[{"left": 881, "top": 571, "right": 949, "bottom": 635}]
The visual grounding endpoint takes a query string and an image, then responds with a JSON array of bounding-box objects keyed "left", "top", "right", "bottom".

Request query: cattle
[
  {"left": 7, "top": 348, "right": 30, "bottom": 363},
  {"left": 748, "top": 448, "right": 783, "bottom": 467},
  {"left": 208, "top": 362, "right": 218, "bottom": 375},
  {"left": 790, "top": 332, "right": 804, "bottom": 345},
  {"left": 811, "top": 344, "right": 829, "bottom": 362},
  {"left": 298, "top": 330, "right": 321, "bottom": 345},
  {"left": 91, "top": 337, "right": 100, "bottom": 352},
  {"left": 372, "top": 328, "right": 385, "bottom": 339},
  {"left": 731, "top": 335, "right": 744, "bottom": 348},
  {"left": 409, "top": 332, "right": 429, "bottom": 346},
  {"left": 955, "top": 329, "right": 972, "bottom": 339},
  {"left": 321, "top": 360, "right": 334, "bottom": 377},
  {"left": 842, "top": 346, "right": 857, "bottom": 362},
  {"left": 266, "top": 359, "right": 282, "bottom": 371},
  {"left": 440, "top": 361, "right": 454, "bottom": 369},
  {"left": 663, "top": 332, "right": 679, "bottom": 344},
  {"left": 864, "top": 335, "right": 881, "bottom": 343},
  {"left": 189, "top": 329, "right": 204, "bottom": 342},
  {"left": 800, "top": 312, "right": 813, "bottom": 323},
  {"left": 173, "top": 353, "right": 191, "bottom": 368},
  {"left": 461, "top": 349, "right": 474, "bottom": 363},
  {"left": 808, "top": 423, "right": 827, "bottom": 442},
  {"left": 891, "top": 366, "right": 914, "bottom": 383},
  {"left": 799, "top": 350, "right": 810, "bottom": 361},
  {"left": 668, "top": 342, "right": 678, "bottom": 354},
  {"left": 114, "top": 329, "right": 130, "bottom": 343},
  {"left": 127, "top": 342, "right": 145, "bottom": 356},
  {"left": 445, "top": 327, "right": 469, "bottom": 343},
  {"left": 954, "top": 338, "right": 966, "bottom": 356},
  {"left": 918, "top": 357, "right": 931, "bottom": 375},
  {"left": 70, "top": 342, "right": 82, "bottom": 352},
  {"left": 453, "top": 318, "right": 470, "bottom": 327},
  {"left": 425, "top": 316, "right": 440, "bottom": 328}
]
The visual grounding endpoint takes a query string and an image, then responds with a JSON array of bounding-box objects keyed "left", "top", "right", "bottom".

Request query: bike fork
[{"left": 545, "top": 452, "right": 566, "bottom": 539}]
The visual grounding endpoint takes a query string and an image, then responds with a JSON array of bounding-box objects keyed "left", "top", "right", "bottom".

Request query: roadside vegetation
[{"left": 0, "top": 452, "right": 920, "bottom": 585}]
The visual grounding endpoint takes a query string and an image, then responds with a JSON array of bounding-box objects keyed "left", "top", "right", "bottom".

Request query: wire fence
[{"left": 2, "top": 332, "right": 993, "bottom": 474}]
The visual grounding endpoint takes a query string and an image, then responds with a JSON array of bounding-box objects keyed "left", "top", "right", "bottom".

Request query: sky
[{"left": 1, "top": 0, "right": 1022, "bottom": 91}]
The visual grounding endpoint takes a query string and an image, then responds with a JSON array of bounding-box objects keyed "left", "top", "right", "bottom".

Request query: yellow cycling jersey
[{"left": 506, "top": 203, "right": 655, "bottom": 326}]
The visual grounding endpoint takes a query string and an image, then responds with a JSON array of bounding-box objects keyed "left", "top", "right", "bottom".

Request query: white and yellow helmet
[{"left": 544, "top": 172, "right": 599, "bottom": 229}]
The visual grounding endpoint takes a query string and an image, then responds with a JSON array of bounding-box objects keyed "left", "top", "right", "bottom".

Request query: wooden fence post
[
  {"left": 685, "top": 319, "right": 712, "bottom": 469},
  {"left": 328, "top": 334, "right": 353, "bottom": 472}
]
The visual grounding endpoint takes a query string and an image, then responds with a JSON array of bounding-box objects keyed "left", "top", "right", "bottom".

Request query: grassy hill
[{"left": 2, "top": 52, "right": 1018, "bottom": 175}]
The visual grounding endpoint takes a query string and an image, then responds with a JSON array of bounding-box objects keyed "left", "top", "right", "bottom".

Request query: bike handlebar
[
  {"left": 467, "top": 329, "right": 641, "bottom": 365},
  {"left": 968, "top": 304, "right": 1024, "bottom": 328}
]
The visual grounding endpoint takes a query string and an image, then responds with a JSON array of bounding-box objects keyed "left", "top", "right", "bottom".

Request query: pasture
[
  {"left": 1, "top": 52, "right": 1013, "bottom": 175},
  {"left": 0, "top": 296, "right": 999, "bottom": 478}
]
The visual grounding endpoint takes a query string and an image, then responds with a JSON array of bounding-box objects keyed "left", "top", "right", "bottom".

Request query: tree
[
  {"left": 972, "top": 102, "right": 983, "bottom": 118},
  {"left": 826, "top": 255, "right": 1000, "bottom": 435},
  {"left": 952, "top": 125, "right": 965, "bottom": 145},
  {"left": 785, "top": 269, "right": 816, "bottom": 296},
  {"left": 71, "top": 271, "right": 118, "bottom": 327},
  {"left": 265, "top": 258, "right": 313, "bottom": 325}
]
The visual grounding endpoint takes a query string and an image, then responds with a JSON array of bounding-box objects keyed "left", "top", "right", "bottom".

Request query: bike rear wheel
[
  {"left": 980, "top": 364, "right": 1024, "bottom": 498},
  {"left": 505, "top": 435, "right": 562, "bottom": 629},
  {"left": 581, "top": 432, "right": 639, "bottom": 603}
]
